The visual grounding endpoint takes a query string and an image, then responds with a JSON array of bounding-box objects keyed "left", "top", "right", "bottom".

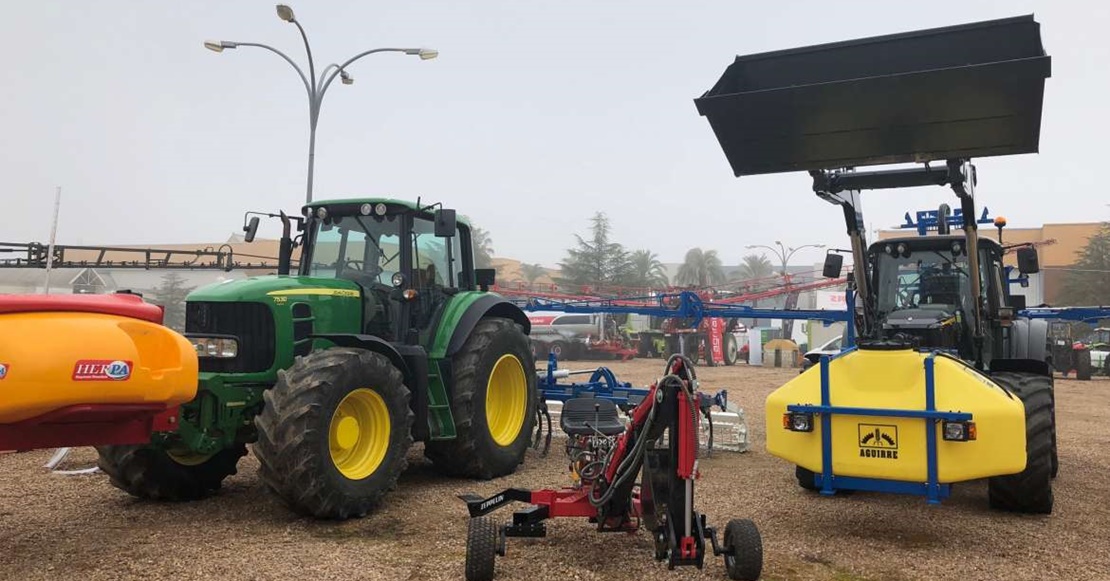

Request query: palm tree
[
  {"left": 519, "top": 263, "right": 548, "bottom": 284},
  {"left": 732, "top": 253, "right": 775, "bottom": 281},
  {"left": 676, "top": 248, "right": 725, "bottom": 287},
  {"left": 627, "top": 250, "right": 669, "bottom": 289},
  {"left": 471, "top": 226, "right": 495, "bottom": 269}
]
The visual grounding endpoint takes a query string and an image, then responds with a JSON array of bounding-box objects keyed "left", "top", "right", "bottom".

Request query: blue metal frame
[
  {"left": 537, "top": 353, "right": 652, "bottom": 407},
  {"left": 1019, "top": 306, "right": 1110, "bottom": 323},
  {"left": 787, "top": 352, "right": 972, "bottom": 504},
  {"left": 900, "top": 207, "right": 992, "bottom": 236},
  {"left": 516, "top": 290, "right": 852, "bottom": 331}
]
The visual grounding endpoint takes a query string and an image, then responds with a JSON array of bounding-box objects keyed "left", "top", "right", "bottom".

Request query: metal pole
[
  {"left": 43, "top": 186, "right": 62, "bottom": 294},
  {"left": 306, "top": 102, "right": 319, "bottom": 205}
]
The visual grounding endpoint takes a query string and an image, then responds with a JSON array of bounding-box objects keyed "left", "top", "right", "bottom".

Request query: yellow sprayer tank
[
  {"left": 766, "top": 348, "right": 1026, "bottom": 484},
  {"left": 0, "top": 294, "right": 197, "bottom": 449}
]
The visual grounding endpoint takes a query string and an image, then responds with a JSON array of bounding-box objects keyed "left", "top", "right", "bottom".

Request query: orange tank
[{"left": 0, "top": 294, "right": 197, "bottom": 445}]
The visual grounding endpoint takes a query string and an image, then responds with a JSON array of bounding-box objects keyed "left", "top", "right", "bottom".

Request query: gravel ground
[{"left": 1, "top": 360, "right": 1108, "bottom": 581}]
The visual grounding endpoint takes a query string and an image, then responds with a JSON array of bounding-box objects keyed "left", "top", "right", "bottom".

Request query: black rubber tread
[
  {"left": 425, "top": 318, "right": 538, "bottom": 479},
  {"left": 795, "top": 465, "right": 819, "bottom": 491},
  {"left": 723, "top": 518, "right": 763, "bottom": 581},
  {"left": 253, "top": 347, "right": 414, "bottom": 519},
  {"left": 723, "top": 333, "right": 739, "bottom": 366},
  {"left": 96, "top": 443, "right": 246, "bottom": 501},
  {"left": 988, "top": 371, "right": 1054, "bottom": 514},
  {"left": 465, "top": 516, "right": 498, "bottom": 581},
  {"left": 682, "top": 334, "right": 700, "bottom": 364},
  {"left": 1076, "top": 349, "right": 1093, "bottom": 381}
]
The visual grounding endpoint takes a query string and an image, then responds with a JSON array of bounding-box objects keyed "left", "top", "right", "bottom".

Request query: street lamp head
[
  {"left": 404, "top": 48, "right": 439, "bottom": 60},
  {"left": 276, "top": 4, "right": 296, "bottom": 22},
  {"left": 340, "top": 70, "right": 354, "bottom": 85},
  {"left": 204, "top": 40, "right": 238, "bottom": 53}
]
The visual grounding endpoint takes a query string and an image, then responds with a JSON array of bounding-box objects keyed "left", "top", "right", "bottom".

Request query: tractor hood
[
  {"left": 695, "top": 15, "right": 1051, "bottom": 176},
  {"left": 187, "top": 275, "right": 361, "bottom": 303}
]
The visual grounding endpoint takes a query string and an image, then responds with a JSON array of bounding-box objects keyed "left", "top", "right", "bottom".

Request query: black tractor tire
[
  {"left": 425, "top": 318, "right": 538, "bottom": 479},
  {"left": 988, "top": 372, "right": 1054, "bottom": 514},
  {"left": 1075, "top": 349, "right": 1093, "bottom": 381},
  {"left": 722, "top": 518, "right": 763, "bottom": 581},
  {"left": 795, "top": 465, "right": 819, "bottom": 491},
  {"left": 465, "top": 516, "right": 499, "bottom": 581},
  {"left": 723, "top": 333, "right": 739, "bottom": 366},
  {"left": 96, "top": 443, "right": 246, "bottom": 501},
  {"left": 253, "top": 348, "right": 414, "bottom": 519},
  {"left": 682, "top": 335, "right": 700, "bottom": 364}
]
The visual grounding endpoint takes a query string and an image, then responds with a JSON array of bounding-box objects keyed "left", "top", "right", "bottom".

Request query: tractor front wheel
[
  {"left": 988, "top": 372, "right": 1054, "bottom": 514},
  {"left": 1075, "top": 349, "right": 1093, "bottom": 381},
  {"left": 96, "top": 443, "right": 246, "bottom": 501},
  {"left": 425, "top": 318, "right": 537, "bottom": 479},
  {"left": 254, "top": 347, "right": 414, "bottom": 519}
]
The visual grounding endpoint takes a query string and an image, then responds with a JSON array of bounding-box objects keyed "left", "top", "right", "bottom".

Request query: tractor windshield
[
  {"left": 875, "top": 251, "right": 972, "bottom": 318},
  {"left": 308, "top": 213, "right": 402, "bottom": 285}
]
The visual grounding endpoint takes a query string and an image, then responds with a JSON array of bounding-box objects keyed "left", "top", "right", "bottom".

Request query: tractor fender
[
  {"left": 443, "top": 294, "right": 531, "bottom": 358},
  {"left": 311, "top": 333, "right": 411, "bottom": 381},
  {"left": 1009, "top": 318, "right": 1049, "bottom": 362}
]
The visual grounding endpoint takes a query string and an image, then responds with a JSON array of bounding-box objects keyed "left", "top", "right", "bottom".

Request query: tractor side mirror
[
  {"left": 822, "top": 253, "right": 844, "bottom": 278},
  {"left": 1009, "top": 294, "right": 1027, "bottom": 310},
  {"left": 434, "top": 209, "right": 457, "bottom": 237},
  {"left": 1016, "top": 247, "right": 1039, "bottom": 274},
  {"left": 475, "top": 268, "right": 496, "bottom": 291},
  {"left": 244, "top": 216, "right": 260, "bottom": 243}
]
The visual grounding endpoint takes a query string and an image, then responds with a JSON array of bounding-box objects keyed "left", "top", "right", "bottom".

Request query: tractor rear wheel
[
  {"left": 1076, "top": 349, "right": 1093, "bottom": 380},
  {"left": 425, "top": 318, "right": 537, "bottom": 479},
  {"left": 96, "top": 442, "right": 246, "bottom": 501},
  {"left": 254, "top": 348, "right": 413, "bottom": 519},
  {"left": 988, "top": 372, "right": 1054, "bottom": 514}
]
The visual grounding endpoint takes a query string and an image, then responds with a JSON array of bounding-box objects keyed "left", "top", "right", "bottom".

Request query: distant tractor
[
  {"left": 97, "top": 199, "right": 537, "bottom": 519},
  {"left": 1046, "top": 321, "right": 1093, "bottom": 380}
]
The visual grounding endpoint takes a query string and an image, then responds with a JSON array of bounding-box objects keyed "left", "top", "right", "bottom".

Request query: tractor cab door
[{"left": 409, "top": 216, "right": 463, "bottom": 338}]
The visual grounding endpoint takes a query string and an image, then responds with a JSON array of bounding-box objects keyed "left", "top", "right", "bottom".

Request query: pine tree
[
  {"left": 151, "top": 272, "right": 195, "bottom": 331},
  {"left": 1059, "top": 223, "right": 1110, "bottom": 306},
  {"left": 557, "top": 212, "right": 632, "bottom": 289}
]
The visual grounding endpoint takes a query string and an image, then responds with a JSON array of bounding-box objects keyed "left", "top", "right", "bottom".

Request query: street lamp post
[
  {"left": 205, "top": 5, "right": 437, "bottom": 205},
  {"left": 745, "top": 241, "right": 826, "bottom": 279},
  {"left": 744, "top": 241, "right": 826, "bottom": 343}
]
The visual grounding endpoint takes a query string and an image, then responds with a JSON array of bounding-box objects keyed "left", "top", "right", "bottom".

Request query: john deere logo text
[
  {"left": 73, "top": 360, "right": 132, "bottom": 381},
  {"left": 0, "top": 363, "right": 8, "bottom": 380},
  {"left": 858, "top": 424, "right": 898, "bottom": 459}
]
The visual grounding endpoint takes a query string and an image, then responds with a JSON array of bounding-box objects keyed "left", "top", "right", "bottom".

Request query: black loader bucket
[{"left": 695, "top": 15, "right": 1051, "bottom": 176}]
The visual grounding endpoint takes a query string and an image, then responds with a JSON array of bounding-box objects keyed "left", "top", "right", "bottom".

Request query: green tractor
[{"left": 96, "top": 198, "right": 537, "bottom": 519}]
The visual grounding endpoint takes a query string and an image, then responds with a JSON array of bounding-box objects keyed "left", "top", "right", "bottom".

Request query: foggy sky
[{"left": 2, "top": 1, "right": 1107, "bottom": 269}]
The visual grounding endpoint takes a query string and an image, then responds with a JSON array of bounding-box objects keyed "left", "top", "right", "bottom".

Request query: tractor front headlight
[
  {"left": 942, "top": 420, "right": 976, "bottom": 442},
  {"left": 782, "top": 412, "right": 814, "bottom": 432},
  {"left": 187, "top": 335, "right": 240, "bottom": 359}
]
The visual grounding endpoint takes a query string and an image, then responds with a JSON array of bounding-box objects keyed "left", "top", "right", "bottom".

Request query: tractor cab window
[
  {"left": 411, "top": 217, "right": 455, "bottom": 288},
  {"left": 875, "top": 250, "right": 972, "bottom": 317},
  {"left": 308, "top": 214, "right": 402, "bottom": 287}
]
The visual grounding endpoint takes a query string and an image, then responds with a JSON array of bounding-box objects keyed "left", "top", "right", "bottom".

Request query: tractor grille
[{"left": 186, "top": 302, "right": 276, "bottom": 373}]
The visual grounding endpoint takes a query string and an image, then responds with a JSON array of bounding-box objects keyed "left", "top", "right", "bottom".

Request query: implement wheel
[
  {"left": 723, "top": 333, "right": 739, "bottom": 366},
  {"left": 426, "top": 318, "right": 537, "bottom": 479},
  {"left": 723, "top": 518, "right": 763, "bottom": 581},
  {"left": 97, "top": 443, "right": 246, "bottom": 501},
  {"left": 988, "top": 372, "right": 1054, "bottom": 514},
  {"left": 465, "top": 516, "right": 499, "bottom": 581},
  {"left": 254, "top": 347, "right": 413, "bottom": 519}
]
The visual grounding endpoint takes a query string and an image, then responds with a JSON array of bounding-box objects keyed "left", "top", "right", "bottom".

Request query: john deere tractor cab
[
  {"left": 97, "top": 198, "right": 538, "bottom": 519},
  {"left": 698, "top": 15, "right": 1057, "bottom": 512}
]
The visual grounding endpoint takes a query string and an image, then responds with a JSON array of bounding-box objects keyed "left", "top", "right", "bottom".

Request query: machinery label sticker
[
  {"left": 73, "top": 360, "right": 132, "bottom": 381},
  {"left": 0, "top": 363, "right": 7, "bottom": 380},
  {"left": 857, "top": 424, "right": 898, "bottom": 459}
]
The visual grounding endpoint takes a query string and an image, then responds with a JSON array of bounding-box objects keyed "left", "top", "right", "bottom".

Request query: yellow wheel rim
[
  {"left": 486, "top": 354, "right": 528, "bottom": 447},
  {"left": 329, "top": 388, "right": 391, "bottom": 480},
  {"left": 167, "top": 449, "right": 215, "bottom": 466}
]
